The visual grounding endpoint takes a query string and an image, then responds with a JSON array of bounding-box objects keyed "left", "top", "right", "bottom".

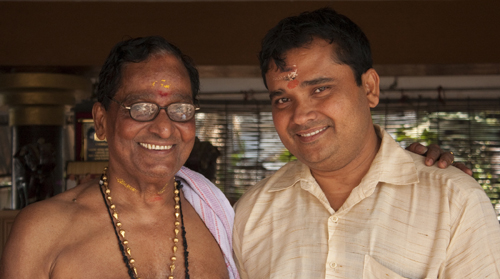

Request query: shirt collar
[
  {"left": 364, "top": 125, "right": 419, "bottom": 187},
  {"left": 268, "top": 160, "right": 315, "bottom": 192}
]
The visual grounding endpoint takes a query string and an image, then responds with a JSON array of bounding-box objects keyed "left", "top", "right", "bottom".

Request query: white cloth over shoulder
[{"left": 176, "top": 166, "right": 239, "bottom": 279}]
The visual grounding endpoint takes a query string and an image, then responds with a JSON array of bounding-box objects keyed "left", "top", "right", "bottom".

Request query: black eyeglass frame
[{"left": 106, "top": 96, "right": 200, "bottom": 122}]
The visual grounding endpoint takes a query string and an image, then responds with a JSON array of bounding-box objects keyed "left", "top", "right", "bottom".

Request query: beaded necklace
[{"left": 99, "top": 167, "right": 190, "bottom": 279}]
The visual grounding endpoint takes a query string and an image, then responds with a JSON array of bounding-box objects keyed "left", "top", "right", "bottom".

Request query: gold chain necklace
[{"left": 99, "top": 167, "right": 188, "bottom": 279}]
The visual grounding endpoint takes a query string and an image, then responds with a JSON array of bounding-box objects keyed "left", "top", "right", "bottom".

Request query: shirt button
[
  {"left": 329, "top": 262, "right": 338, "bottom": 269},
  {"left": 330, "top": 216, "right": 339, "bottom": 223}
]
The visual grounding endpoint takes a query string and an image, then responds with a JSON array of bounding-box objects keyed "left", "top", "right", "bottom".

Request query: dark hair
[
  {"left": 259, "top": 7, "right": 372, "bottom": 87},
  {"left": 97, "top": 36, "right": 199, "bottom": 109}
]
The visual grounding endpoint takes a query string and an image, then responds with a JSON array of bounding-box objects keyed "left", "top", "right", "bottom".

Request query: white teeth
[
  {"left": 140, "top": 143, "right": 173, "bottom": 150},
  {"left": 299, "top": 127, "right": 327, "bottom": 137}
]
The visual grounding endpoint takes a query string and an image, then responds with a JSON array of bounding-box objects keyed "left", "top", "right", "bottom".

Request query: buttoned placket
[
  {"left": 325, "top": 209, "right": 345, "bottom": 278},
  {"left": 300, "top": 179, "right": 343, "bottom": 278},
  {"left": 300, "top": 174, "right": 379, "bottom": 279}
]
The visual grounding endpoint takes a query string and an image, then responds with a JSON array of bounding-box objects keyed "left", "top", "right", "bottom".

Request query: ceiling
[
  {"left": 0, "top": 0, "right": 499, "bottom": 100},
  {"left": 1, "top": 1, "right": 499, "bottom": 75}
]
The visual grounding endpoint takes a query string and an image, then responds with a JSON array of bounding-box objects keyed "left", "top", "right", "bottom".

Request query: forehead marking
[
  {"left": 287, "top": 79, "right": 299, "bottom": 89},
  {"left": 157, "top": 91, "right": 170, "bottom": 97},
  {"left": 273, "top": 67, "right": 298, "bottom": 80},
  {"left": 152, "top": 80, "right": 171, "bottom": 89},
  {"left": 285, "top": 68, "right": 298, "bottom": 81}
]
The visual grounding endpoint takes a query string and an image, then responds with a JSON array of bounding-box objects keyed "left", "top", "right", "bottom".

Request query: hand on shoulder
[{"left": 406, "top": 142, "right": 473, "bottom": 176}]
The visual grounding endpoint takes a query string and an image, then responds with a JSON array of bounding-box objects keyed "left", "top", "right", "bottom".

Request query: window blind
[{"left": 194, "top": 101, "right": 286, "bottom": 204}]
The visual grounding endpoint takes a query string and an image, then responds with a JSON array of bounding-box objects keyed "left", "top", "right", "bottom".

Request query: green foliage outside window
[{"left": 387, "top": 110, "right": 500, "bottom": 212}]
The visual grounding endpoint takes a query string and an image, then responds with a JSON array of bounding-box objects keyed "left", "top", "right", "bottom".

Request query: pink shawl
[{"left": 176, "top": 166, "right": 239, "bottom": 279}]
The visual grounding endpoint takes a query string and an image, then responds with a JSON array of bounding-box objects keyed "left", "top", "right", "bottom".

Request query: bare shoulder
[
  {"left": 0, "top": 179, "right": 103, "bottom": 278},
  {"left": 12, "top": 178, "right": 100, "bottom": 233}
]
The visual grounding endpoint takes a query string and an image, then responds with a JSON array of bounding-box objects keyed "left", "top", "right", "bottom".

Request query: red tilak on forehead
[
  {"left": 287, "top": 79, "right": 299, "bottom": 89},
  {"left": 158, "top": 91, "right": 170, "bottom": 97},
  {"left": 152, "top": 80, "right": 172, "bottom": 97}
]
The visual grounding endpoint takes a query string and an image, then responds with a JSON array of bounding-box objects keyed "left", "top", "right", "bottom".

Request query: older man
[
  {"left": 233, "top": 8, "right": 500, "bottom": 279},
  {"left": 1, "top": 36, "right": 237, "bottom": 279}
]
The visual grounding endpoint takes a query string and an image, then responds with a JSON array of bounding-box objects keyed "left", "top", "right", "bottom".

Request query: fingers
[
  {"left": 425, "top": 147, "right": 474, "bottom": 176},
  {"left": 451, "top": 162, "right": 473, "bottom": 176},
  {"left": 436, "top": 151, "right": 455, "bottom": 168},
  {"left": 424, "top": 143, "right": 443, "bottom": 166},
  {"left": 406, "top": 142, "right": 473, "bottom": 176},
  {"left": 405, "top": 142, "right": 428, "bottom": 155},
  {"left": 405, "top": 142, "right": 440, "bottom": 166}
]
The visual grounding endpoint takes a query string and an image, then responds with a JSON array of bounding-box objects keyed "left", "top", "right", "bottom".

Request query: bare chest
[{"left": 49, "top": 206, "right": 229, "bottom": 279}]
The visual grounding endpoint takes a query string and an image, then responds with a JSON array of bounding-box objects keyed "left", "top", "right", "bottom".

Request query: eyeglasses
[{"left": 107, "top": 96, "right": 199, "bottom": 122}]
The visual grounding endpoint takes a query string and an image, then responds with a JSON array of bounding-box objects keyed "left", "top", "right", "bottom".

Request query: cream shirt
[{"left": 233, "top": 125, "right": 500, "bottom": 279}]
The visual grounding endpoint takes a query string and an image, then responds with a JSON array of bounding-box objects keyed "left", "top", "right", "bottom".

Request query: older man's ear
[{"left": 92, "top": 102, "right": 107, "bottom": 141}]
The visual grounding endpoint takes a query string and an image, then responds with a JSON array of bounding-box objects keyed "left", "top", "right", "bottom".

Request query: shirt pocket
[{"left": 363, "top": 254, "right": 407, "bottom": 279}]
